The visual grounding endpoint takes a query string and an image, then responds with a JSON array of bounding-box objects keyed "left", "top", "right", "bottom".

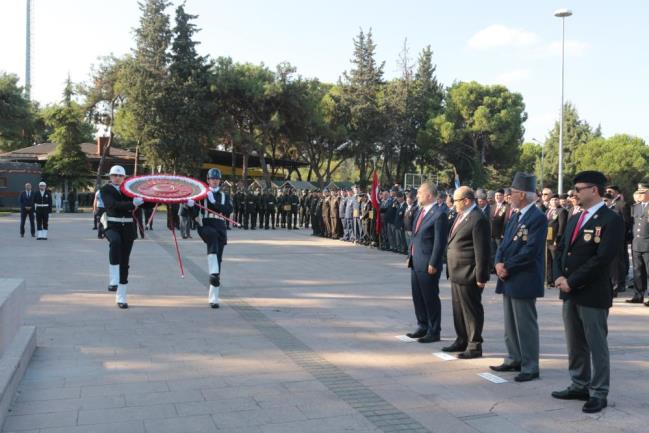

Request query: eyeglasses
[{"left": 574, "top": 184, "right": 595, "bottom": 193}]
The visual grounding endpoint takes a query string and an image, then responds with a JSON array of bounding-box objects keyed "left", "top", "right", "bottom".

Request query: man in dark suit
[
  {"left": 627, "top": 183, "right": 649, "bottom": 303},
  {"left": 443, "top": 186, "right": 491, "bottom": 358},
  {"left": 476, "top": 189, "right": 490, "bottom": 218},
  {"left": 546, "top": 194, "right": 569, "bottom": 288},
  {"left": 19, "top": 182, "right": 35, "bottom": 238},
  {"left": 394, "top": 192, "right": 407, "bottom": 254},
  {"left": 490, "top": 173, "right": 547, "bottom": 381},
  {"left": 405, "top": 182, "right": 449, "bottom": 343},
  {"left": 552, "top": 171, "right": 624, "bottom": 414},
  {"left": 490, "top": 189, "right": 509, "bottom": 271}
]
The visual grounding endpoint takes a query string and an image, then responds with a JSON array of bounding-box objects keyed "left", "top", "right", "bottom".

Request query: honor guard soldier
[
  {"left": 262, "top": 188, "right": 277, "bottom": 229},
  {"left": 188, "top": 168, "right": 233, "bottom": 308},
  {"left": 234, "top": 186, "right": 245, "bottom": 227},
  {"left": 100, "top": 165, "right": 144, "bottom": 309},
  {"left": 289, "top": 189, "right": 300, "bottom": 229},
  {"left": 34, "top": 181, "right": 53, "bottom": 240}
]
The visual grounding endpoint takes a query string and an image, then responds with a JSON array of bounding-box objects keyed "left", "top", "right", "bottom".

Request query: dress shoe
[
  {"left": 442, "top": 343, "right": 467, "bottom": 352},
  {"left": 457, "top": 350, "right": 482, "bottom": 359},
  {"left": 117, "top": 303, "right": 128, "bottom": 309},
  {"left": 551, "top": 387, "right": 590, "bottom": 401},
  {"left": 417, "top": 334, "right": 440, "bottom": 343},
  {"left": 626, "top": 297, "right": 644, "bottom": 304},
  {"left": 107, "top": 285, "right": 117, "bottom": 292},
  {"left": 514, "top": 372, "right": 539, "bottom": 382},
  {"left": 210, "top": 303, "right": 220, "bottom": 309},
  {"left": 644, "top": 301, "right": 649, "bottom": 307},
  {"left": 582, "top": 397, "right": 607, "bottom": 413},
  {"left": 406, "top": 329, "right": 428, "bottom": 339},
  {"left": 490, "top": 363, "right": 521, "bottom": 372}
]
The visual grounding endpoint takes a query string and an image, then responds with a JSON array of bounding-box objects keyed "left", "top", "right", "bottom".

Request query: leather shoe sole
[
  {"left": 551, "top": 388, "right": 590, "bottom": 401},
  {"left": 417, "top": 335, "right": 440, "bottom": 343},
  {"left": 514, "top": 372, "right": 539, "bottom": 382},
  {"left": 582, "top": 397, "right": 607, "bottom": 413},
  {"left": 490, "top": 364, "right": 521, "bottom": 372},
  {"left": 117, "top": 303, "right": 128, "bottom": 309},
  {"left": 406, "top": 330, "right": 427, "bottom": 339},
  {"left": 457, "top": 351, "right": 482, "bottom": 359},
  {"left": 626, "top": 298, "right": 644, "bottom": 304}
]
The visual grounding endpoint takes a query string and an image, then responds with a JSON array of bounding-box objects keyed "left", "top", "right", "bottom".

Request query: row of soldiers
[{"left": 231, "top": 188, "right": 301, "bottom": 230}]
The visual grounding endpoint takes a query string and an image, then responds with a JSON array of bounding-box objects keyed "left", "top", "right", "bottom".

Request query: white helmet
[
  {"left": 109, "top": 165, "right": 126, "bottom": 176},
  {"left": 38, "top": 181, "right": 46, "bottom": 187}
]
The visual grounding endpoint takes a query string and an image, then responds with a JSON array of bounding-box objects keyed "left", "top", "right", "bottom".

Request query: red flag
[{"left": 371, "top": 172, "right": 381, "bottom": 234}]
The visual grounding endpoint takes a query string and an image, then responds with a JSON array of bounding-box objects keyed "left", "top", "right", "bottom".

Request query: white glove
[
  {"left": 133, "top": 197, "right": 144, "bottom": 207},
  {"left": 207, "top": 191, "right": 216, "bottom": 204},
  {"left": 187, "top": 199, "right": 195, "bottom": 207}
]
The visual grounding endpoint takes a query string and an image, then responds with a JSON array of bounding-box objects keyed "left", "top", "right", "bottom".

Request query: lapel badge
[
  {"left": 594, "top": 226, "right": 602, "bottom": 243},
  {"left": 584, "top": 233, "right": 592, "bottom": 242}
]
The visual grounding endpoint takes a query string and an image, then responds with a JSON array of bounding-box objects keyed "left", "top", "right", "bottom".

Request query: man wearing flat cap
[
  {"left": 551, "top": 170, "right": 624, "bottom": 413},
  {"left": 491, "top": 172, "right": 547, "bottom": 381},
  {"left": 628, "top": 182, "right": 649, "bottom": 304}
]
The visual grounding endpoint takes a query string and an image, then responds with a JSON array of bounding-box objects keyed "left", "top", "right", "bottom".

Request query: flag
[{"left": 371, "top": 171, "right": 381, "bottom": 234}]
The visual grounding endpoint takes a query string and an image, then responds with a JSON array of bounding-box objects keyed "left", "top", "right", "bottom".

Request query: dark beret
[{"left": 573, "top": 170, "right": 607, "bottom": 186}]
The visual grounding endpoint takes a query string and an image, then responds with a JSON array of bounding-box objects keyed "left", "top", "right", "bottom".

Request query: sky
[{"left": 1, "top": 0, "right": 647, "bottom": 144}]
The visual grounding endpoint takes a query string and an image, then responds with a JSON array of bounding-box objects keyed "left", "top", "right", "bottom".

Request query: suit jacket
[
  {"left": 490, "top": 202, "right": 509, "bottom": 240},
  {"left": 553, "top": 204, "right": 624, "bottom": 309},
  {"left": 631, "top": 202, "right": 649, "bottom": 252},
  {"left": 394, "top": 202, "right": 406, "bottom": 229},
  {"left": 446, "top": 207, "right": 491, "bottom": 285},
  {"left": 546, "top": 207, "right": 568, "bottom": 248},
  {"left": 408, "top": 207, "right": 448, "bottom": 274},
  {"left": 495, "top": 205, "right": 548, "bottom": 298},
  {"left": 19, "top": 191, "right": 34, "bottom": 211},
  {"left": 403, "top": 204, "right": 418, "bottom": 232}
]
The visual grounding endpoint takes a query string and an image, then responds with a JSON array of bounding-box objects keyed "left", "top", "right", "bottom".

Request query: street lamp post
[{"left": 554, "top": 8, "right": 573, "bottom": 195}]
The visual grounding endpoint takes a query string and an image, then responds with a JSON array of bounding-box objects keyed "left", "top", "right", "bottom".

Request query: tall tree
[
  {"left": 43, "top": 78, "right": 92, "bottom": 192},
  {"left": 0, "top": 72, "right": 36, "bottom": 151},
  {"left": 123, "top": 0, "right": 172, "bottom": 171},
  {"left": 165, "top": 3, "right": 215, "bottom": 175},
  {"left": 339, "top": 28, "right": 385, "bottom": 187},
  {"left": 575, "top": 134, "right": 649, "bottom": 196},
  {"left": 542, "top": 102, "right": 598, "bottom": 190},
  {"left": 425, "top": 81, "right": 527, "bottom": 186}
]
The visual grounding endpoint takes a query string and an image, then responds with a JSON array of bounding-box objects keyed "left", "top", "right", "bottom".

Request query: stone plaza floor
[{"left": 1, "top": 212, "right": 649, "bottom": 433}]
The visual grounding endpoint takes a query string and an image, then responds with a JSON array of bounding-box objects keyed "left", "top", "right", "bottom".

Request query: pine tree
[{"left": 43, "top": 77, "right": 91, "bottom": 190}]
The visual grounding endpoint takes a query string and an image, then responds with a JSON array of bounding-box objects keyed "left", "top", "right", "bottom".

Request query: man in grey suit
[
  {"left": 443, "top": 186, "right": 491, "bottom": 359},
  {"left": 405, "top": 182, "right": 449, "bottom": 343},
  {"left": 627, "top": 183, "right": 649, "bottom": 304},
  {"left": 490, "top": 173, "right": 547, "bottom": 381}
]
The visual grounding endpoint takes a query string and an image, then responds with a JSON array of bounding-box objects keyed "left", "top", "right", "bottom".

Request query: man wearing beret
[
  {"left": 552, "top": 170, "right": 624, "bottom": 413},
  {"left": 491, "top": 173, "right": 547, "bottom": 381}
]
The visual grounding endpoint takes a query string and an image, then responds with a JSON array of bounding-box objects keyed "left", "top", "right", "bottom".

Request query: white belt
[
  {"left": 205, "top": 214, "right": 224, "bottom": 221},
  {"left": 35, "top": 204, "right": 49, "bottom": 207},
  {"left": 107, "top": 216, "right": 133, "bottom": 223}
]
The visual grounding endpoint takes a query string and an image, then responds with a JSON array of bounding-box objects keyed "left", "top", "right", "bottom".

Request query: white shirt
[
  {"left": 579, "top": 200, "right": 606, "bottom": 227},
  {"left": 517, "top": 202, "right": 535, "bottom": 219}
]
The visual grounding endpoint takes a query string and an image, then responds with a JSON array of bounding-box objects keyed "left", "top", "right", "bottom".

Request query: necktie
[
  {"left": 411, "top": 209, "right": 427, "bottom": 256},
  {"left": 570, "top": 210, "right": 588, "bottom": 245},
  {"left": 451, "top": 212, "right": 466, "bottom": 235}
]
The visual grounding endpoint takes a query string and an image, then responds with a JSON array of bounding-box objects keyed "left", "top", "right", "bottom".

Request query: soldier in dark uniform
[
  {"left": 100, "top": 165, "right": 144, "bottom": 309},
  {"left": 546, "top": 194, "right": 568, "bottom": 288},
  {"left": 606, "top": 185, "right": 631, "bottom": 294},
  {"left": 34, "top": 181, "right": 53, "bottom": 240},
  {"left": 245, "top": 188, "right": 260, "bottom": 230},
  {"left": 262, "top": 188, "right": 277, "bottom": 229},
  {"left": 289, "top": 188, "right": 300, "bottom": 229},
  {"left": 310, "top": 189, "right": 322, "bottom": 236},
  {"left": 187, "top": 168, "right": 233, "bottom": 308},
  {"left": 393, "top": 191, "right": 407, "bottom": 253},
  {"left": 627, "top": 183, "right": 649, "bottom": 304},
  {"left": 321, "top": 189, "right": 331, "bottom": 237},
  {"left": 234, "top": 187, "right": 245, "bottom": 227}
]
